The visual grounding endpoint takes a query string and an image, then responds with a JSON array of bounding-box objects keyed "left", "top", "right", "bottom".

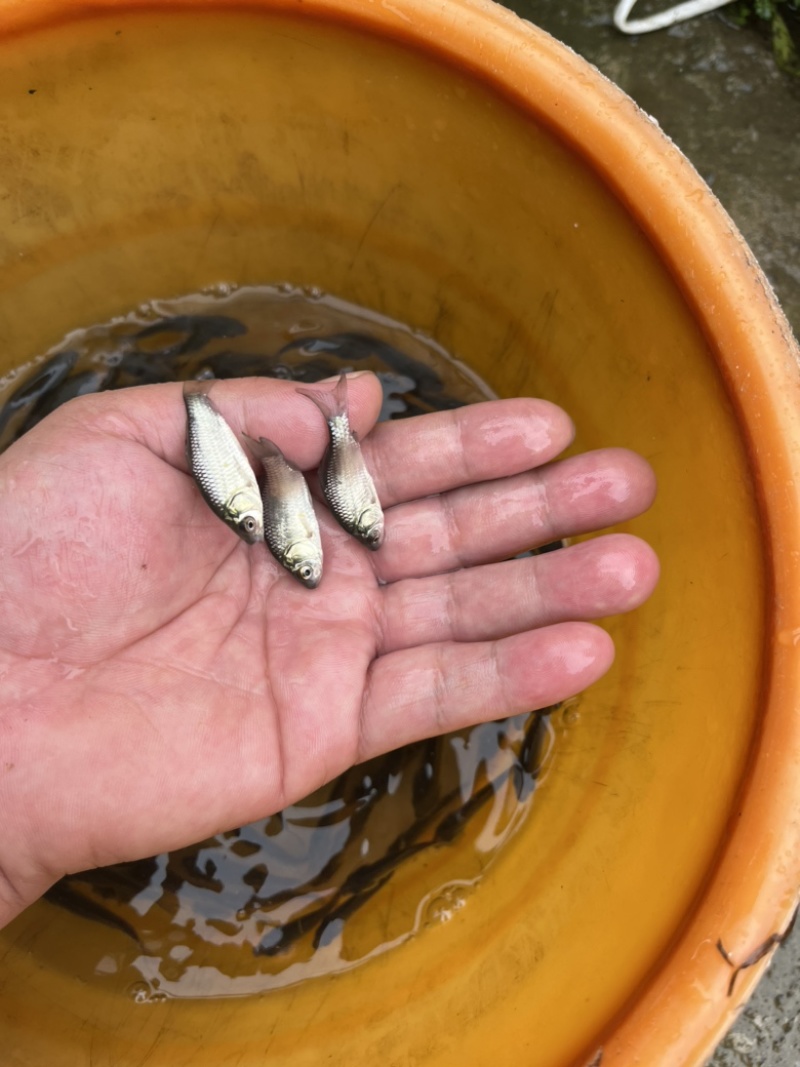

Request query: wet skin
[{"left": 0, "top": 372, "right": 659, "bottom": 927}]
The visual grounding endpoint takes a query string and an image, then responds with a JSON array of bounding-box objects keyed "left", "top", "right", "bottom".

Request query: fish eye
[
  {"left": 299, "top": 565, "right": 312, "bottom": 580},
  {"left": 243, "top": 517, "right": 257, "bottom": 533}
]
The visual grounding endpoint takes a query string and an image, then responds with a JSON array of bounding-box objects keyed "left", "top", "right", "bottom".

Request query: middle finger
[{"left": 375, "top": 447, "right": 655, "bottom": 583}]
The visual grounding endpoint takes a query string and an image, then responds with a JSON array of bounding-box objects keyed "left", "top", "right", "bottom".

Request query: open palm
[{"left": 0, "top": 373, "right": 657, "bottom": 922}]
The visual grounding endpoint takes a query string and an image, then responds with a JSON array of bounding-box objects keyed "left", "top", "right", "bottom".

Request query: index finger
[
  {"left": 364, "top": 398, "right": 575, "bottom": 507},
  {"left": 62, "top": 376, "right": 573, "bottom": 507}
]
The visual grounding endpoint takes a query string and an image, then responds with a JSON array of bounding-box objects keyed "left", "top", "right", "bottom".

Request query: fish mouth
[
  {"left": 239, "top": 525, "right": 264, "bottom": 545},
  {"left": 363, "top": 526, "right": 384, "bottom": 551},
  {"left": 294, "top": 562, "right": 323, "bottom": 588}
]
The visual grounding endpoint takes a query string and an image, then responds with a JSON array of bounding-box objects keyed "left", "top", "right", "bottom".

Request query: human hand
[{"left": 0, "top": 373, "right": 658, "bottom": 925}]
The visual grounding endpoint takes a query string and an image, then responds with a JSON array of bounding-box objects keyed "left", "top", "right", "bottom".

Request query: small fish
[
  {"left": 298, "top": 373, "right": 385, "bottom": 550},
  {"left": 183, "top": 380, "right": 264, "bottom": 543},
  {"left": 244, "top": 434, "right": 323, "bottom": 588}
]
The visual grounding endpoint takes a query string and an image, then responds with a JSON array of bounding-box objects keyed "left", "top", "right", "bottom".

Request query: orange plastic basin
[{"left": 0, "top": 2, "right": 798, "bottom": 1065}]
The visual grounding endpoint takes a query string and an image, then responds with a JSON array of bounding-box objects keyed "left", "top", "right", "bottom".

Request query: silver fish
[
  {"left": 298, "top": 373, "right": 384, "bottom": 551},
  {"left": 183, "top": 380, "right": 264, "bottom": 544},
  {"left": 244, "top": 434, "right": 323, "bottom": 588}
]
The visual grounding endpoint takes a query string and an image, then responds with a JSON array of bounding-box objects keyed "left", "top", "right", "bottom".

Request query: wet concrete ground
[{"left": 499, "top": 2, "right": 800, "bottom": 1063}]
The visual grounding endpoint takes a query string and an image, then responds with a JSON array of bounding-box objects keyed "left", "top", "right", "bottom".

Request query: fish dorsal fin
[
  {"left": 243, "top": 434, "right": 308, "bottom": 480},
  {"left": 297, "top": 372, "right": 348, "bottom": 423},
  {"left": 242, "top": 433, "right": 288, "bottom": 464}
]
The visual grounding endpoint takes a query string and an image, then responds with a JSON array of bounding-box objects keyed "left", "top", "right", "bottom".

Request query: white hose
[{"left": 614, "top": 0, "right": 736, "bottom": 34}]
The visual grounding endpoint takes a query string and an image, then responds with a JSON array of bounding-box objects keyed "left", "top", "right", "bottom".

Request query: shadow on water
[{"left": 0, "top": 284, "right": 562, "bottom": 999}]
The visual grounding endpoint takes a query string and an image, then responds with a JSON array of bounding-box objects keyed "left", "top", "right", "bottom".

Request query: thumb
[{"left": 52, "top": 371, "right": 386, "bottom": 473}]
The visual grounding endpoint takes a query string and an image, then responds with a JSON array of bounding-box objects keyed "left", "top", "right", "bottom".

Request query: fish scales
[
  {"left": 321, "top": 414, "right": 377, "bottom": 518},
  {"left": 183, "top": 381, "right": 264, "bottom": 544},
  {"left": 245, "top": 434, "right": 323, "bottom": 588},
  {"left": 298, "top": 373, "right": 385, "bottom": 551}
]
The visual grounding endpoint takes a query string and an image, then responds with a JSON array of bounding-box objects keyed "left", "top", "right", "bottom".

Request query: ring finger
[{"left": 377, "top": 533, "right": 659, "bottom": 655}]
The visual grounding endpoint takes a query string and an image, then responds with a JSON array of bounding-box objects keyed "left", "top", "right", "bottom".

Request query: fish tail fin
[
  {"left": 297, "top": 371, "right": 349, "bottom": 422},
  {"left": 242, "top": 432, "right": 286, "bottom": 462},
  {"left": 183, "top": 378, "right": 215, "bottom": 399}
]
